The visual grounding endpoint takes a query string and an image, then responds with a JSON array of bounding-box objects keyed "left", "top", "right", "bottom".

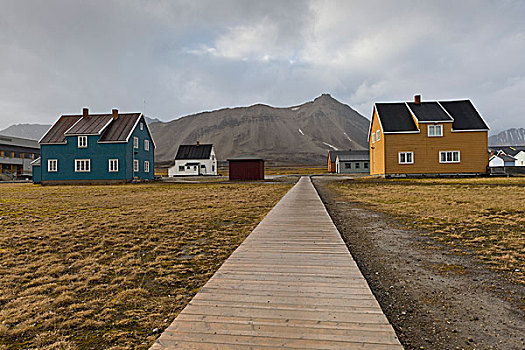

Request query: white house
[
  {"left": 489, "top": 153, "right": 516, "bottom": 167},
  {"left": 514, "top": 151, "right": 525, "bottom": 166},
  {"left": 168, "top": 143, "right": 217, "bottom": 176}
]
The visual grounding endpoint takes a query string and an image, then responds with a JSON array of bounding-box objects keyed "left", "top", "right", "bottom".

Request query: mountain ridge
[
  {"left": 489, "top": 128, "right": 525, "bottom": 146},
  {"left": 0, "top": 95, "right": 371, "bottom": 165},
  {"left": 149, "top": 94, "right": 370, "bottom": 164}
]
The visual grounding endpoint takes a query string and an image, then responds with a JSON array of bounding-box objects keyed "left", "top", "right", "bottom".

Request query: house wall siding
[
  {"left": 370, "top": 109, "right": 386, "bottom": 175},
  {"left": 39, "top": 115, "right": 154, "bottom": 183},
  {"left": 384, "top": 123, "right": 488, "bottom": 174}
]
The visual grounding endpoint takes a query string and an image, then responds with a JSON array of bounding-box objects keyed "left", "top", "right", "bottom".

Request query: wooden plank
[{"left": 150, "top": 177, "right": 402, "bottom": 349}]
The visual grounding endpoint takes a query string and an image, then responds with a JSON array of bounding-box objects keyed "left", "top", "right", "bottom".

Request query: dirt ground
[{"left": 313, "top": 177, "right": 525, "bottom": 350}]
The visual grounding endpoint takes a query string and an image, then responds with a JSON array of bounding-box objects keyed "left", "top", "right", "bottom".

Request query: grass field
[
  {"left": 0, "top": 182, "right": 292, "bottom": 350},
  {"left": 330, "top": 177, "right": 525, "bottom": 285}
]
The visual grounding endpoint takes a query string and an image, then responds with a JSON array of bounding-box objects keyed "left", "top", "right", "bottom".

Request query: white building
[{"left": 168, "top": 143, "right": 217, "bottom": 176}]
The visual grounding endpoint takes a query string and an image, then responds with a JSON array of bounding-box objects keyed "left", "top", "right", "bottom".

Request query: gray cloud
[{"left": 0, "top": 0, "right": 524, "bottom": 132}]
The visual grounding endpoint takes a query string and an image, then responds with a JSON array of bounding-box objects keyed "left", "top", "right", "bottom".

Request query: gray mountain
[
  {"left": 489, "top": 128, "right": 525, "bottom": 146},
  {"left": 150, "top": 94, "right": 370, "bottom": 164},
  {"left": 0, "top": 123, "right": 51, "bottom": 140}
]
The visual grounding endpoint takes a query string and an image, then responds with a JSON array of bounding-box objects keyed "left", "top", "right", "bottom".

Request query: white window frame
[
  {"left": 398, "top": 152, "right": 414, "bottom": 164},
  {"left": 439, "top": 151, "right": 461, "bottom": 163},
  {"left": 108, "top": 159, "right": 119, "bottom": 172},
  {"left": 372, "top": 133, "right": 376, "bottom": 143},
  {"left": 48, "top": 159, "right": 58, "bottom": 172},
  {"left": 140, "top": 122, "right": 144, "bottom": 130},
  {"left": 144, "top": 161, "right": 150, "bottom": 172},
  {"left": 428, "top": 124, "right": 443, "bottom": 137},
  {"left": 133, "top": 159, "right": 139, "bottom": 172},
  {"left": 376, "top": 130, "right": 380, "bottom": 141},
  {"left": 144, "top": 139, "right": 149, "bottom": 151},
  {"left": 133, "top": 137, "right": 139, "bottom": 149},
  {"left": 75, "top": 159, "right": 91, "bottom": 172},
  {"left": 78, "top": 136, "right": 87, "bottom": 148}
]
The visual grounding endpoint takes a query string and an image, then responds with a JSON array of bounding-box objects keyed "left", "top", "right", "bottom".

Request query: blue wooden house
[{"left": 32, "top": 108, "right": 155, "bottom": 184}]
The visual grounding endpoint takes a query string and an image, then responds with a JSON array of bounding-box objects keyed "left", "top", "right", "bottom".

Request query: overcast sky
[{"left": 1, "top": 0, "right": 524, "bottom": 133}]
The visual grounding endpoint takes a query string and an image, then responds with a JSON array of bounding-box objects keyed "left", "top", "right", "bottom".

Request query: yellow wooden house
[{"left": 369, "top": 95, "right": 489, "bottom": 176}]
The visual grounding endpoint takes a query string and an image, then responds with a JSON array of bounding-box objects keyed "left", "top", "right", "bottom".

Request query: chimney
[
  {"left": 414, "top": 95, "right": 421, "bottom": 104},
  {"left": 196, "top": 141, "right": 200, "bottom": 146},
  {"left": 112, "top": 109, "right": 118, "bottom": 120},
  {"left": 83, "top": 108, "right": 89, "bottom": 118}
]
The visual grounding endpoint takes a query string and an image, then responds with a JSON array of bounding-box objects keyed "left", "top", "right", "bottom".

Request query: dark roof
[
  {"left": 40, "top": 115, "right": 82, "bottom": 143},
  {"left": 494, "top": 154, "right": 517, "bottom": 162},
  {"left": 337, "top": 150, "right": 369, "bottom": 161},
  {"left": 375, "top": 99, "right": 489, "bottom": 133},
  {"left": 99, "top": 113, "right": 142, "bottom": 142},
  {"left": 65, "top": 114, "right": 113, "bottom": 135},
  {"left": 494, "top": 146, "right": 525, "bottom": 157},
  {"left": 40, "top": 113, "right": 143, "bottom": 144},
  {"left": 375, "top": 103, "right": 419, "bottom": 132},
  {"left": 407, "top": 102, "right": 453, "bottom": 122},
  {"left": 175, "top": 144, "right": 213, "bottom": 160},
  {"left": 439, "top": 100, "right": 489, "bottom": 130}
]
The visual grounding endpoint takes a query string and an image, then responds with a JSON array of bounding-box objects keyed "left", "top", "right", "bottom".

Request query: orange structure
[{"left": 369, "top": 95, "right": 489, "bottom": 177}]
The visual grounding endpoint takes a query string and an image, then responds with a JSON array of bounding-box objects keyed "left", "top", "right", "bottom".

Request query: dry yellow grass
[
  {"left": 0, "top": 182, "right": 292, "bottom": 349},
  {"left": 331, "top": 177, "right": 525, "bottom": 285}
]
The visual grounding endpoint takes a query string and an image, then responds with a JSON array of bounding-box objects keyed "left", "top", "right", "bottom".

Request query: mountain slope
[
  {"left": 0, "top": 124, "right": 51, "bottom": 140},
  {"left": 150, "top": 94, "right": 370, "bottom": 164},
  {"left": 489, "top": 128, "right": 525, "bottom": 146}
]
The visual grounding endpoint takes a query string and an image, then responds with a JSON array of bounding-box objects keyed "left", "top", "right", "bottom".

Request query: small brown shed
[{"left": 228, "top": 156, "right": 264, "bottom": 181}]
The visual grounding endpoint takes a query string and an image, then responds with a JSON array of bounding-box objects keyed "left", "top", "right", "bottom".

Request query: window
[
  {"left": 140, "top": 123, "right": 144, "bottom": 130},
  {"left": 372, "top": 133, "right": 376, "bottom": 143},
  {"left": 376, "top": 130, "right": 380, "bottom": 141},
  {"left": 144, "top": 161, "right": 149, "bottom": 173},
  {"left": 398, "top": 152, "right": 414, "bottom": 164},
  {"left": 48, "top": 159, "right": 58, "bottom": 172},
  {"left": 144, "top": 139, "right": 149, "bottom": 151},
  {"left": 75, "top": 159, "right": 90, "bottom": 172},
  {"left": 439, "top": 151, "right": 460, "bottom": 163},
  {"left": 109, "top": 159, "right": 118, "bottom": 172},
  {"left": 133, "top": 137, "right": 139, "bottom": 149},
  {"left": 345, "top": 163, "right": 351, "bottom": 169},
  {"left": 355, "top": 163, "right": 360, "bottom": 168},
  {"left": 428, "top": 125, "right": 443, "bottom": 137},
  {"left": 78, "top": 136, "right": 87, "bottom": 148},
  {"left": 133, "top": 159, "right": 139, "bottom": 172},
  {"left": 212, "top": 165, "right": 215, "bottom": 172},
  {"left": 179, "top": 166, "right": 184, "bottom": 171},
  {"left": 364, "top": 162, "right": 369, "bottom": 169}
]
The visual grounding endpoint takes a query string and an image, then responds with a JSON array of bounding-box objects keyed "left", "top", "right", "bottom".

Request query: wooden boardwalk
[{"left": 151, "top": 176, "right": 403, "bottom": 349}]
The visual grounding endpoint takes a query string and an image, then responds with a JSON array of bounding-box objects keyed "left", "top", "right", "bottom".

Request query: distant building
[
  {"left": 33, "top": 108, "right": 155, "bottom": 184},
  {"left": 168, "top": 143, "right": 217, "bottom": 176},
  {"left": 489, "top": 153, "right": 516, "bottom": 167},
  {"left": 489, "top": 146, "right": 525, "bottom": 167},
  {"left": 335, "top": 150, "right": 369, "bottom": 174},
  {"left": 0, "top": 135, "right": 40, "bottom": 180},
  {"left": 228, "top": 156, "right": 264, "bottom": 181},
  {"left": 369, "top": 95, "right": 489, "bottom": 176}
]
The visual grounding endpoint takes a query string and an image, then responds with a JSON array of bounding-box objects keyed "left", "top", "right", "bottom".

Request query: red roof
[
  {"left": 40, "top": 115, "right": 82, "bottom": 144},
  {"left": 65, "top": 114, "right": 114, "bottom": 135},
  {"left": 40, "top": 112, "right": 142, "bottom": 144}
]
